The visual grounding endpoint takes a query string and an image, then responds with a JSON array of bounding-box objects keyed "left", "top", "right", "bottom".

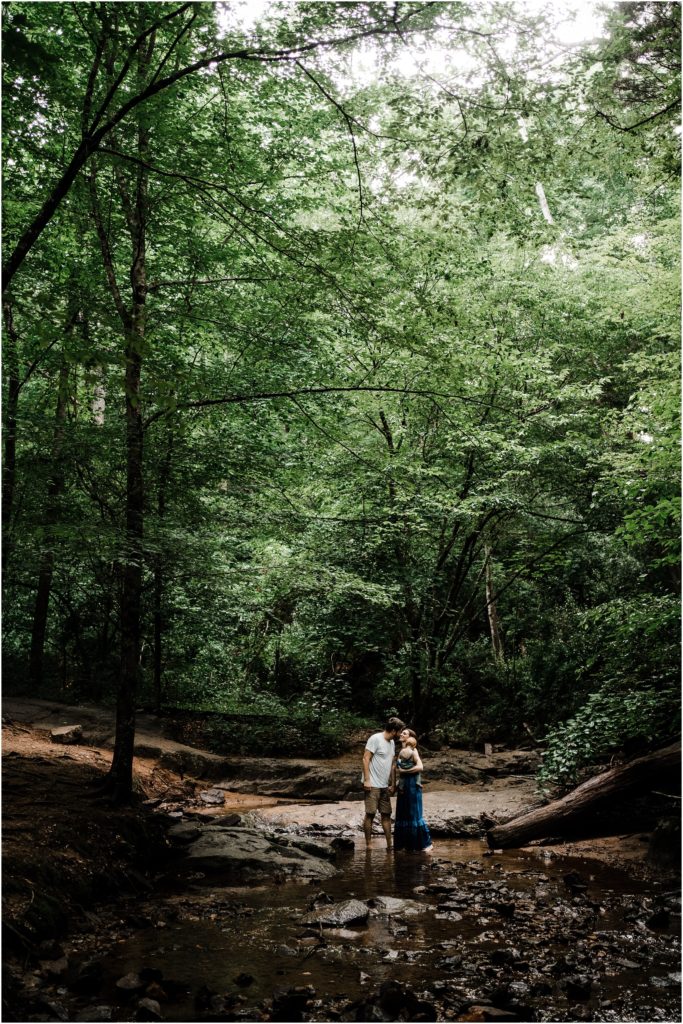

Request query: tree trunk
[
  {"left": 103, "top": 26, "right": 152, "bottom": 801},
  {"left": 107, "top": 331, "right": 144, "bottom": 799},
  {"left": 487, "top": 741, "right": 681, "bottom": 849},
  {"left": 485, "top": 543, "right": 504, "bottom": 661},
  {"left": 153, "top": 433, "right": 173, "bottom": 714},
  {"left": 2, "top": 302, "right": 20, "bottom": 577},
  {"left": 29, "top": 362, "right": 70, "bottom": 689}
]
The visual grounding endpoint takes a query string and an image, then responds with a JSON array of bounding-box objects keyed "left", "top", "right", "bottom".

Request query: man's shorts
[{"left": 364, "top": 787, "right": 391, "bottom": 816}]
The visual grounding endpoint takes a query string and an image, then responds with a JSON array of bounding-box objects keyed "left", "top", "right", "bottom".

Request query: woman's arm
[{"left": 398, "top": 751, "right": 423, "bottom": 774}]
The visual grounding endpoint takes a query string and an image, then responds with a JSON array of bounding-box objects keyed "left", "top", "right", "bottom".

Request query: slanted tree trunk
[
  {"left": 487, "top": 741, "right": 681, "bottom": 849},
  {"left": 29, "top": 362, "right": 71, "bottom": 689}
]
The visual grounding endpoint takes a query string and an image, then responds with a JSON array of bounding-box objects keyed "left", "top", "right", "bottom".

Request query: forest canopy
[{"left": 2, "top": 0, "right": 680, "bottom": 797}]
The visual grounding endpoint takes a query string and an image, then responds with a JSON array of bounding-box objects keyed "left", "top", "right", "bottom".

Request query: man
[{"left": 362, "top": 716, "right": 405, "bottom": 848}]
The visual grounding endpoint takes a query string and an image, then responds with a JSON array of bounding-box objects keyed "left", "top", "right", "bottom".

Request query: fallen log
[{"left": 487, "top": 741, "right": 681, "bottom": 850}]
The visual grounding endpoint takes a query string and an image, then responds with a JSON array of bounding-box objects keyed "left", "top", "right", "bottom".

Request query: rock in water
[
  {"left": 166, "top": 822, "right": 202, "bottom": 843},
  {"left": 271, "top": 985, "right": 316, "bottom": 1022},
  {"left": 136, "top": 997, "right": 163, "bottom": 1020},
  {"left": 75, "top": 1009, "right": 112, "bottom": 1023},
  {"left": 367, "top": 896, "right": 429, "bottom": 918},
  {"left": 564, "top": 975, "right": 592, "bottom": 1001},
  {"left": 116, "top": 972, "right": 145, "bottom": 992},
  {"left": 300, "top": 898, "right": 369, "bottom": 926},
  {"left": 39, "top": 956, "right": 69, "bottom": 978},
  {"left": 185, "top": 827, "right": 338, "bottom": 881},
  {"left": 50, "top": 725, "right": 83, "bottom": 744},
  {"left": 462, "top": 1008, "right": 519, "bottom": 1022}
]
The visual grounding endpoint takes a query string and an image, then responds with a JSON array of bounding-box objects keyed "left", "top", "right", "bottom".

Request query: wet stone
[
  {"left": 166, "top": 822, "right": 202, "bottom": 843},
  {"left": 136, "top": 997, "right": 163, "bottom": 1020},
  {"left": 367, "top": 896, "right": 428, "bottom": 917},
  {"left": 39, "top": 957, "right": 69, "bottom": 979},
  {"left": 462, "top": 1007, "right": 518, "bottom": 1021},
  {"left": 36, "top": 941, "right": 65, "bottom": 961},
  {"left": 34, "top": 999, "right": 69, "bottom": 1021},
  {"left": 74, "top": 1008, "right": 112, "bottom": 1022},
  {"left": 564, "top": 975, "right": 593, "bottom": 1000},
  {"left": 185, "top": 827, "right": 339, "bottom": 881},
  {"left": 271, "top": 984, "right": 316, "bottom": 1022},
  {"left": 276, "top": 943, "right": 299, "bottom": 956},
  {"left": 116, "top": 972, "right": 145, "bottom": 992},
  {"left": 50, "top": 724, "right": 83, "bottom": 744},
  {"left": 69, "top": 960, "right": 105, "bottom": 995},
  {"left": 199, "top": 788, "right": 226, "bottom": 805},
  {"left": 301, "top": 898, "right": 369, "bottom": 927},
  {"left": 144, "top": 983, "right": 168, "bottom": 1003}
]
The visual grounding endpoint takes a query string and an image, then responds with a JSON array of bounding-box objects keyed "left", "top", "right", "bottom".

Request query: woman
[{"left": 394, "top": 728, "right": 433, "bottom": 853}]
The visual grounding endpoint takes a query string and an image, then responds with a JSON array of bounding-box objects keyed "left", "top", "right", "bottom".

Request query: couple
[{"left": 362, "top": 717, "right": 433, "bottom": 853}]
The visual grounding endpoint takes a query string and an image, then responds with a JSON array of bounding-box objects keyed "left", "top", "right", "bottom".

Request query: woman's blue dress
[{"left": 394, "top": 774, "right": 432, "bottom": 851}]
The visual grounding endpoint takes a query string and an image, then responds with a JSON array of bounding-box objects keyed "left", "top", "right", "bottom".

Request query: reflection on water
[{"left": 93, "top": 839, "right": 680, "bottom": 1022}]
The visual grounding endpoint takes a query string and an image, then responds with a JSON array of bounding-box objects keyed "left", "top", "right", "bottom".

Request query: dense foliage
[{"left": 2, "top": 1, "right": 680, "bottom": 791}]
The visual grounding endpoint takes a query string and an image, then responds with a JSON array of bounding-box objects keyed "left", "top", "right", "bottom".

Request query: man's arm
[{"left": 362, "top": 748, "right": 373, "bottom": 789}]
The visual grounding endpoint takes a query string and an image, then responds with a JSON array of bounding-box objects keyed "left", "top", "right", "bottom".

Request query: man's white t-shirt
[{"left": 364, "top": 732, "right": 396, "bottom": 788}]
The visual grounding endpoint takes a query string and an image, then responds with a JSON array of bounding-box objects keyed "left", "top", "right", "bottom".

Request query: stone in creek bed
[
  {"left": 325, "top": 928, "right": 366, "bottom": 940},
  {"left": 462, "top": 1008, "right": 519, "bottom": 1022},
  {"left": 75, "top": 1008, "right": 112, "bottom": 1022},
  {"left": 199, "top": 788, "right": 226, "bottom": 805},
  {"left": 39, "top": 957, "right": 69, "bottom": 979},
  {"left": 185, "top": 827, "right": 339, "bottom": 881},
  {"left": 300, "top": 898, "right": 369, "bottom": 927},
  {"left": 116, "top": 972, "right": 145, "bottom": 992},
  {"left": 69, "top": 960, "right": 105, "bottom": 995},
  {"left": 563, "top": 975, "right": 593, "bottom": 1001},
  {"left": 136, "top": 997, "right": 163, "bottom": 1021},
  {"left": 167, "top": 822, "right": 202, "bottom": 843},
  {"left": 50, "top": 724, "right": 83, "bottom": 744},
  {"left": 367, "top": 896, "right": 430, "bottom": 917},
  {"left": 37, "top": 940, "right": 65, "bottom": 960}
]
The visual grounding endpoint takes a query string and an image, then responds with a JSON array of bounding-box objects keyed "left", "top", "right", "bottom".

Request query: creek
[{"left": 62, "top": 832, "right": 680, "bottom": 1023}]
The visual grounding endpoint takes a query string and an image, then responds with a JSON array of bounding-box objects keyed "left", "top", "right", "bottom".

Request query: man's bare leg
[
  {"left": 363, "top": 813, "right": 375, "bottom": 846},
  {"left": 381, "top": 813, "right": 392, "bottom": 849}
]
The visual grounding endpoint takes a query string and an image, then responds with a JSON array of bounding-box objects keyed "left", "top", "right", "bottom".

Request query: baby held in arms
[{"left": 397, "top": 734, "right": 422, "bottom": 789}]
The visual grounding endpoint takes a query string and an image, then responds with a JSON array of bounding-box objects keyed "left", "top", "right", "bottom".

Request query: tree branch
[
  {"left": 3, "top": 10, "right": 425, "bottom": 291},
  {"left": 143, "top": 385, "right": 516, "bottom": 430},
  {"left": 595, "top": 98, "right": 679, "bottom": 133}
]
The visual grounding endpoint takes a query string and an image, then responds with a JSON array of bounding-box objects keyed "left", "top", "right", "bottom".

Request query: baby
[{"left": 397, "top": 735, "right": 422, "bottom": 789}]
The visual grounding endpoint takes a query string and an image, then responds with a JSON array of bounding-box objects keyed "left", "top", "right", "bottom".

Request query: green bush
[{"left": 537, "top": 685, "right": 680, "bottom": 792}]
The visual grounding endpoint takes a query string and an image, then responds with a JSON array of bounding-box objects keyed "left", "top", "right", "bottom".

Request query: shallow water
[{"left": 84, "top": 839, "right": 681, "bottom": 1022}]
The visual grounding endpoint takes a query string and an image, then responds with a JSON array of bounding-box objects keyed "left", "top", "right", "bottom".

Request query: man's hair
[{"left": 385, "top": 716, "right": 405, "bottom": 733}]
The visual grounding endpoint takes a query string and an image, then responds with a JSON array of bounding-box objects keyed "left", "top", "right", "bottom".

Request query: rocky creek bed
[{"left": 2, "top": 709, "right": 681, "bottom": 1023}]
